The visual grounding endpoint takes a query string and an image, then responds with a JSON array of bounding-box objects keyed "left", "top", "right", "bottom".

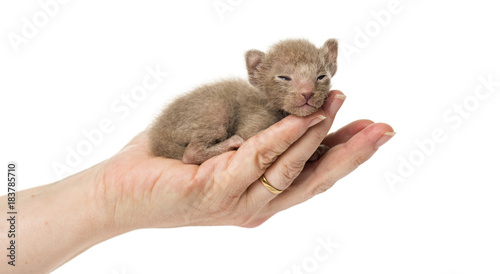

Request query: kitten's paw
[
  {"left": 182, "top": 135, "right": 246, "bottom": 165},
  {"left": 308, "top": 144, "right": 330, "bottom": 162},
  {"left": 226, "top": 135, "right": 245, "bottom": 150}
]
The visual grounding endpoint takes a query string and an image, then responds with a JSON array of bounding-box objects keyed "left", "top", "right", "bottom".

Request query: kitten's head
[{"left": 245, "top": 39, "right": 338, "bottom": 117}]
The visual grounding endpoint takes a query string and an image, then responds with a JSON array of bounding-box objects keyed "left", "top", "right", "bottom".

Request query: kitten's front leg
[{"left": 182, "top": 135, "right": 245, "bottom": 165}]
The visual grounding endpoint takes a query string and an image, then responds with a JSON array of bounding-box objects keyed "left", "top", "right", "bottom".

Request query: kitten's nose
[
  {"left": 298, "top": 81, "right": 314, "bottom": 101},
  {"left": 301, "top": 92, "right": 313, "bottom": 101}
]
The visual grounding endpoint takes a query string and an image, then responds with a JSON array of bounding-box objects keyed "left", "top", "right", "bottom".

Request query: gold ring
[{"left": 259, "top": 174, "right": 283, "bottom": 195}]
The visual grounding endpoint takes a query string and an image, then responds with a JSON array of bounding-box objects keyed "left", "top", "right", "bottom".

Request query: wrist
[
  {"left": 86, "top": 161, "right": 137, "bottom": 237},
  {"left": 51, "top": 165, "right": 120, "bottom": 251}
]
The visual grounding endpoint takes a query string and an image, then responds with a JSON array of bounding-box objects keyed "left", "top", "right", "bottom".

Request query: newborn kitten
[{"left": 149, "top": 38, "right": 338, "bottom": 164}]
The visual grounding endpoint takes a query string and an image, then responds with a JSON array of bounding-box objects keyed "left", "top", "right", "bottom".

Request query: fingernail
[
  {"left": 329, "top": 94, "right": 346, "bottom": 116},
  {"left": 375, "top": 132, "right": 396, "bottom": 148},
  {"left": 308, "top": 114, "right": 327, "bottom": 128}
]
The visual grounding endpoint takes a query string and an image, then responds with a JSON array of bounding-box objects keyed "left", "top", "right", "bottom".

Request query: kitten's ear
[
  {"left": 245, "top": 49, "right": 265, "bottom": 86},
  {"left": 321, "top": 39, "right": 338, "bottom": 76}
]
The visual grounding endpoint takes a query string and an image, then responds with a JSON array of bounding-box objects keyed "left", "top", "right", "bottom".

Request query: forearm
[{"left": 0, "top": 164, "right": 119, "bottom": 273}]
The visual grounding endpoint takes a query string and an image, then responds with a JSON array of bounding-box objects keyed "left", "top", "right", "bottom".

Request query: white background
[{"left": 1, "top": 0, "right": 499, "bottom": 273}]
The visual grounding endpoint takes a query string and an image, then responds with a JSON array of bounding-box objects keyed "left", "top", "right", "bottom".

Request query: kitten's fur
[{"left": 149, "top": 38, "right": 338, "bottom": 164}]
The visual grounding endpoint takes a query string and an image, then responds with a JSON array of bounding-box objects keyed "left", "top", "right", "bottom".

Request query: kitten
[{"left": 149, "top": 38, "right": 338, "bottom": 164}]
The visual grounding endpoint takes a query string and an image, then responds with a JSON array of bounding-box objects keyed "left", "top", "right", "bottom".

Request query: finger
[
  {"left": 244, "top": 91, "right": 346, "bottom": 206},
  {"left": 251, "top": 117, "right": 369, "bottom": 200},
  {"left": 322, "top": 119, "right": 374, "bottom": 147},
  {"left": 222, "top": 108, "right": 330, "bottom": 196},
  {"left": 265, "top": 122, "right": 395, "bottom": 214}
]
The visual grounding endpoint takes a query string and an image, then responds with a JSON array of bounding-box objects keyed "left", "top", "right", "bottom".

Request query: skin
[{"left": 0, "top": 91, "right": 394, "bottom": 273}]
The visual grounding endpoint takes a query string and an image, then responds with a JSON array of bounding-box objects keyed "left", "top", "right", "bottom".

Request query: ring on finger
[{"left": 259, "top": 174, "right": 283, "bottom": 195}]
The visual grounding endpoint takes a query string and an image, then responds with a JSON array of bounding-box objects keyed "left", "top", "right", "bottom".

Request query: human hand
[{"left": 94, "top": 90, "right": 394, "bottom": 232}]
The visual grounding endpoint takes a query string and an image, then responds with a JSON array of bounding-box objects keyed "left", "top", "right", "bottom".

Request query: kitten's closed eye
[
  {"left": 317, "top": 75, "right": 327, "bottom": 81},
  {"left": 277, "top": 76, "right": 292, "bottom": 81}
]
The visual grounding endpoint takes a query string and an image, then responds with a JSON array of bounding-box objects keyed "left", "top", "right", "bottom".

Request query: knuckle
[
  {"left": 250, "top": 136, "right": 280, "bottom": 170},
  {"left": 274, "top": 127, "right": 296, "bottom": 148},
  {"left": 279, "top": 160, "right": 304, "bottom": 183},
  {"left": 310, "top": 128, "right": 326, "bottom": 142},
  {"left": 340, "top": 141, "right": 374, "bottom": 171},
  {"left": 350, "top": 152, "right": 370, "bottom": 170},
  {"left": 239, "top": 214, "right": 271, "bottom": 228},
  {"left": 352, "top": 157, "right": 364, "bottom": 169},
  {"left": 242, "top": 219, "right": 267, "bottom": 228},
  {"left": 257, "top": 149, "right": 279, "bottom": 170},
  {"left": 337, "top": 144, "right": 363, "bottom": 170},
  {"left": 311, "top": 181, "right": 335, "bottom": 196},
  {"left": 251, "top": 128, "right": 295, "bottom": 170},
  {"left": 234, "top": 214, "right": 254, "bottom": 227}
]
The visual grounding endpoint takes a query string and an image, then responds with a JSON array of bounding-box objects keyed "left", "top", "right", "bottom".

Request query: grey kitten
[{"left": 149, "top": 38, "right": 338, "bottom": 164}]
